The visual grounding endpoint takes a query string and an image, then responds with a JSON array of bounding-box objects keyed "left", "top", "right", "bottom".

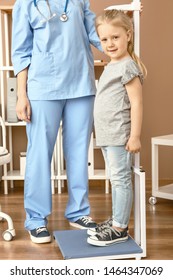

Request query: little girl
[{"left": 87, "top": 9, "right": 147, "bottom": 246}]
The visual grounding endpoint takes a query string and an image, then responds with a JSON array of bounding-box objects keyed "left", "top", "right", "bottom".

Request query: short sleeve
[{"left": 121, "top": 59, "right": 143, "bottom": 85}]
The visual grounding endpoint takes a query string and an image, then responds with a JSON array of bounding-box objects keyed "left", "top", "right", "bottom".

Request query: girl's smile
[{"left": 98, "top": 23, "right": 131, "bottom": 62}]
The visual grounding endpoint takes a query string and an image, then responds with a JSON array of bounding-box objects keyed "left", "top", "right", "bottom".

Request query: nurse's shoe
[
  {"left": 29, "top": 226, "right": 51, "bottom": 244},
  {"left": 69, "top": 216, "right": 97, "bottom": 229}
]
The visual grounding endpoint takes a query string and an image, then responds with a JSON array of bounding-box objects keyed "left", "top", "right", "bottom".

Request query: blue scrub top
[{"left": 12, "top": 0, "right": 102, "bottom": 100}]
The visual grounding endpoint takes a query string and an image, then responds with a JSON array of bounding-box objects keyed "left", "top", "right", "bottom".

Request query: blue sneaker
[
  {"left": 29, "top": 227, "right": 51, "bottom": 244},
  {"left": 69, "top": 216, "right": 97, "bottom": 229}
]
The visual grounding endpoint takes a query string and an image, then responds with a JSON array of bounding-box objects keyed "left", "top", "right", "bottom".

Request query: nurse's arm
[
  {"left": 84, "top": 0, "right": 102, "bottom": 51},
  {"left": 16, "top": 68, "right": 31, "bottom": 123}
]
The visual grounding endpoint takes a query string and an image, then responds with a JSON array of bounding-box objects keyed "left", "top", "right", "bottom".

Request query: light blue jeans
[{"left": 101, "top": 146, "right": 133, "bottom": 229}]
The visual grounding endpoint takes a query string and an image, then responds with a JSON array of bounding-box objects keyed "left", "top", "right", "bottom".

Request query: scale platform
[{"left": 53, "top": 229, "right": 143, "bottom": 260}]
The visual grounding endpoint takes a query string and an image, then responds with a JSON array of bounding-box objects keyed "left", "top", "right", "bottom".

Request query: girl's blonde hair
[{"left": 96, "top": 10, "right": 147, "bottom": 78}]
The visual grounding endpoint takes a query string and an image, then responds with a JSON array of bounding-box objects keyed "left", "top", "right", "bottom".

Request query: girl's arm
[
  {"left": 125, "top": 77, "right": 143, "bottom": 153},
  {"left": 16, "top": 68, "right": 31, "bottom": 123}
]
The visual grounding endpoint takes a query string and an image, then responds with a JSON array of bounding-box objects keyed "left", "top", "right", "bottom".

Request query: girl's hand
[
  {"left": 125, "top": 136, "right": 141, "bottom": 153},
  {"left": 16, "top": 95, "right": 31, "bottom": 123}
]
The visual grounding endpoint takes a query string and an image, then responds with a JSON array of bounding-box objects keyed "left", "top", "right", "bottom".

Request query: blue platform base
[{"left": 53, "top": 229, "right": 143, "bottom": 260}]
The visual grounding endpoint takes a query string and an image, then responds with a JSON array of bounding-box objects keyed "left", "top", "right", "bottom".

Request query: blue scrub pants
[{"left": 24, "top": 96, "right": 94, "bottom": 230}]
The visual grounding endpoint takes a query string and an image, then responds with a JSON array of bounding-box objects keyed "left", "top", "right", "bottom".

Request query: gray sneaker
[
  {"left": 87, "top": 226, "right": 128, "bottom": 246},
  {"left": 87, "top": 218, "right": 113, "bottom": 236}
]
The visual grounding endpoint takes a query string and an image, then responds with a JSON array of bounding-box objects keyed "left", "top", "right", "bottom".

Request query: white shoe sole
[
  {"left": 69, "top": 221, "right": 89, "bottom": 229},
  {"left": 69, "top": 222, "right": 97, "bottom": 230},
  {"left": 87, "top": 228, "right": 97, "bottom": 236}
]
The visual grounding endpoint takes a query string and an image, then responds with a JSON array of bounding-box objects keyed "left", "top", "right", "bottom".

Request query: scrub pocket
[{"left": 28, "top": 52, "right": 56, "bottom": 87}]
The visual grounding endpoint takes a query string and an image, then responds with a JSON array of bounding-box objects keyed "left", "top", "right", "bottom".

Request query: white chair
[
  {"left": 0, "top": 116, "right": 15, "bottom": 241},
  {"left": 149, "top": 134, "right": 173, "bottom": 205}
]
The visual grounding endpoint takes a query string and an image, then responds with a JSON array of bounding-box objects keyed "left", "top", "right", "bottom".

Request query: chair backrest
[
  {"left": 0, "top": 116, "right": 11, "bottom": 166},
  {"left": 0, "top": 116, "right": 6, "bottom": 149}
]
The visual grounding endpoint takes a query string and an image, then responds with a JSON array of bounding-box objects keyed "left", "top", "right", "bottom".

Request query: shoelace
[
  {"left": 97, "top": 219, "right": 129, "bottom": 233},
  {"left": 97, "top": 218, "right": 113, "bottom": 230},
  {"left": 98, "top": 226, "right": 121, "bottom": 239},
  {"left": 36, "top": 227, "right": 47, "bottom": 235},
  {"left": 81, "top": 216, "right": 93, "bottom": 225}
]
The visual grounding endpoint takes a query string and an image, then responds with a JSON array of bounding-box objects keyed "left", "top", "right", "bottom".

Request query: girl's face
[{"left": 97, "top": 22, "right": 131, "bottom": 62}]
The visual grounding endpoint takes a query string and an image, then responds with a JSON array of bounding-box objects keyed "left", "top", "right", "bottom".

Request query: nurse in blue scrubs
[{"left": 12, "top": 0, "right": 102, "bottom": 243}]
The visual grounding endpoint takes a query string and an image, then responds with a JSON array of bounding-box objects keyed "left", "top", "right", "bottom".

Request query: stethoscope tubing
[
  {"left": 34, "top": 0, "right": 69, "bottom": 13},
  {"left": 64, "top": 0, "right": 69, "bottom": 13}
]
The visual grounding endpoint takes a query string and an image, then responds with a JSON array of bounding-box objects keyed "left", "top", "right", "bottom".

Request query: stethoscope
[{"left": 34, "top": 0, "right": 69, "bottom": 23}]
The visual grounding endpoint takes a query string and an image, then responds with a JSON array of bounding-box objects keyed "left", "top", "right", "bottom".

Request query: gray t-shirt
[{"left": 94, "top": 57, "right": 143, "bottom": 146}]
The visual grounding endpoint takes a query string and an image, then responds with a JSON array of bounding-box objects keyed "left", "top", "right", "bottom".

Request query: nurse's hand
[
  {"left": 16, "top": 95, "right": 31, "bottom": 123},
  {"left": 16, "top": 68, "right": 31, "bottom": 122},
  {"left": 126, "top": 2, "right": 143, "bottom": 17}
]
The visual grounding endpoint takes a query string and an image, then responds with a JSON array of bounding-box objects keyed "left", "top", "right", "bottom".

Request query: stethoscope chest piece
[
  {"left": 34, "top": 0, "right": 69, "bottom": 23},
  {"left": 60, "top": 13, "right": 68, "bottom": 22}
]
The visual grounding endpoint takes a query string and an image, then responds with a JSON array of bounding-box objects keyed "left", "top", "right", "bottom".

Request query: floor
[{"left": 0, "top": 180, "right": 173, "bottom": 260}]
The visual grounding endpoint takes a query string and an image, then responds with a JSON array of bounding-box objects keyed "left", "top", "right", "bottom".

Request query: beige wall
[
  {"left": 1, "top": 0, "right": 173, "bottom": 179},
  {"left": 0, "top": 0, "right": 14, "bottom": 6}
]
